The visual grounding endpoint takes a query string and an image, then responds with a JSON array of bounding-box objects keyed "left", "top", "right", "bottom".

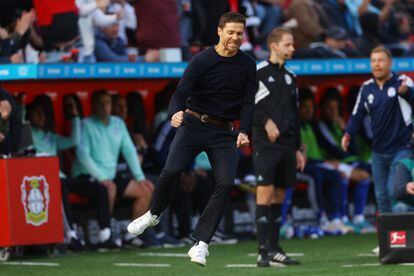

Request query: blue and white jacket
[{"left": 344, "top": 73, "right": 414, "bottom": 154}]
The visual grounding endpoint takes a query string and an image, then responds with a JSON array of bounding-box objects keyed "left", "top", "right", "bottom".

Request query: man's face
[
  {"left": 370, "top": 51, "right": 392, "bottom": 80},
  {"left": 326, "top": 38, "right": 346, "bottom": 50},
  {"left": 112, "top": 97, "right": 128, "bottom": 121},
  {"left": 102, "top": 23, "right": 119, "bottom": 39},
  {"left": 299, "top": 99, "right": 314, "bottom": 123},
  {"left": 217, "top": 22, "right": 245, "bottom": 53},
  {"left": 0, "top": 100, "right": 12, "bottom": 120},
  {"left": 321, "top": 99, "right": 339, "bottom": 123},
  {"left": 271, "top": 33, "right": 295, "bottom": 61},
  {"left": 94, "top": 95, "right": 112, "bottom": 119}
]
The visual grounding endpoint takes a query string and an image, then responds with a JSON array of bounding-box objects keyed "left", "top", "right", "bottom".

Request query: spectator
[
  {"left": 108, "top": 0, "right": 137, "bottom": 45},
  {"left": 61, "top": 93, "right": 84, "bottom": 176},
  {"left": 135, "top": 0, "right": 181, "bottom": 50},
  {"left": 32, "top": 0, "right": 79, "bottom": 60},
  {"left": 298, "top": 88, "right": 351, "bottom": 234},
  {"left": 353, "top": 12, "right": 381, "bottom": 56},
  {"left": 94, "top": 20, "right": 159, "bottom": 62},
  {"left": 395, "top": 0, "right": 414, "bottom": 33},
  {"left": 0, "top": 88, "right": 22, "bottom": 155},
  {"left": 393, "top": 156, "right": 414, "bottom": 211},
  {"left": 320, "top": 0, "right": 358, "bottom": 37},
  {"left": 0, "top": 9, "right": 35, "bottom": 63},
  {"left": 76, "top": 0, "right": 121, "bottom": 62},
  {"left": 73, "top": 89, "right": 154, "bottom": 221},
  {"left": 345, "top": 0, "right": 394, "bottom": 36},
  {"left": 183, "top": 0, "right": 226, "bottom": 47},
  {"left": 317, "top": 90, "right": 374, "bottom": 233},
  {"left": 153, "top": 82, "right": 177, "bottom": 131},
  {"left": 177, "top": 0, "right": 193, "bottom": 59},
  {"left": 287, "top": 0, "right": 329, "bottom": 49},
  {"left": 26, "top": 98, "right": 84, "bottom": 250},
  {"left": 298, "top": 26, "right": 348, "bottom": 58},
  {"left": 112, "top": 94, "right": 149, "bottom": 169},
  {"left": 254, "top": 0, "right": 283, "bottom": 47}
]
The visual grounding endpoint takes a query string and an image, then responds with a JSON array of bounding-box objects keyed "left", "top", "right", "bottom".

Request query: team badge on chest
[
  {"left": 284, "top": 74, "right": 292, "bottom": 85},
  {"left": 387, "top": 87, "right": 396, "bottom": 97}
]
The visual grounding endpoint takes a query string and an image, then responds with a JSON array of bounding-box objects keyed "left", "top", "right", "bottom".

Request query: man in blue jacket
[{"left": 342, "top": 46, "right": 414, "bottom": 254}]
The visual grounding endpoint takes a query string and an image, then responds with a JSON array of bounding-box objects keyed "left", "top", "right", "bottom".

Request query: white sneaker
[
  {"left": 188, "top": 241, "right": 209, "bottom": 266},
  {"left": 322, "top": 219, "right": 352, "bottom": 235},
  {"left": 372, "top": 246, "right": 379, "bottom": 256},
  {"left": 127, "top": 211, "right": 160, "bottom": 236}
]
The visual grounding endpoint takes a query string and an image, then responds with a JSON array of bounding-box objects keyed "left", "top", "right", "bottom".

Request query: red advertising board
[{"left": 0, "top": 157, "right": 63, "bottom": 246}]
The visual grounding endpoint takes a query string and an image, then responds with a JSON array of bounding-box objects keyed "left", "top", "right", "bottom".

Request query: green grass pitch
[{"left": 1, "top": 234, "right": 413, "bottom": 275}]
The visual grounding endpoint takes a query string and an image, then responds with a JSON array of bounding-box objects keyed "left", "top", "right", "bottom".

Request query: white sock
[
  {"left": 197, "top": 241, "right": 208, "bottom": 248},
  {"left": 353, "top": 214, "right": 365, "bottom": 224},
  {"left": 99, "top": 228, "right": 111, "bottom": 243},
  {"left": 331, "top": 218, "right": 341, "bottom": 225},
  {"left": 66, "top": 230, "right": 78, "bottom": 242},
  {"left": 342, "top": 216, "right": 350, "bottom": 223}
]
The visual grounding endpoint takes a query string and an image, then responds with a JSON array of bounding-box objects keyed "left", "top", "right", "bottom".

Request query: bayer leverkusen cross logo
[
  {"left": 21, "top": 176, "right": 50, "bottom": 227},
  {"left": 389, "top": 231, "right": 407, "bottom": 248}
]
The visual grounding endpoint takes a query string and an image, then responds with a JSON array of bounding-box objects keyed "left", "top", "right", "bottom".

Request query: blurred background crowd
[{"left": 1, "top": 0, "right": 414, "bottom": 64}]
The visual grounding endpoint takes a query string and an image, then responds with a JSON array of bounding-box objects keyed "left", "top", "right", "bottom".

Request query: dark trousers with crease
[{"left": 150, "top": 113, "right": 239, "bottom": 243}]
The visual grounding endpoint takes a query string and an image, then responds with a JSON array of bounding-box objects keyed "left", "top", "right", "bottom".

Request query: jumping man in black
[{"left": 127, "top": 12, "right": 257, "bottom": 266}]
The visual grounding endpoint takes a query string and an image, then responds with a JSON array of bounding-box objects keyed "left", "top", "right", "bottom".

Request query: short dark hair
[
  {"left": 91, "top": 89, "right": 111, "bottom": 110},
  {"left": 371, "top": 46, "right": 392, "bottom": 59},
  {"left": 267, "top": 27, "right": 293, "bottom": 49},
  {"left": 319, "top": 87, "right": 343, "bottom": 115},
  {"left": 298, "top": 87, "right": 315, "bottom": 105},
  {"left": 218, "top": 12, "right": 246, "bottom": 29}
]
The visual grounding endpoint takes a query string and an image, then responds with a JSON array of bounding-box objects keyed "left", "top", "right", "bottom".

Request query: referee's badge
[
  {"left": 284, "top": 74, "right": 292, "bottom": 85},
  {"left": 387, "top": 87, "right": 396, "bottom": 97}
]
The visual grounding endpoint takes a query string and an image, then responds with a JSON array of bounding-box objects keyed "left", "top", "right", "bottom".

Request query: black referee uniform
[
  {"left": 253, "top": 59, "right": 302, "bottom": 265},
  {"left": 150, "top": 46, "right": 257, "bottom": 243},
  {"left": 253, "top": 60, "right": 301, "bottom": 186}
]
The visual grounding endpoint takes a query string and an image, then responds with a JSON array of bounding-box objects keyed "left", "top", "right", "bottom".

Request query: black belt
[{"left": 185, "top": 109, "right": 234, "bottom": 131}]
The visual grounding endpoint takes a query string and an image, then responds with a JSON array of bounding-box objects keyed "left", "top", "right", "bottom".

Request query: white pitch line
[
  {"left": 399, "top": 263, "right": 414, "bottom": 266},
  {"left": 247, "top": 252, "right": 304, "bottom": 257},
  {"left": 0, "top": 262, "right": 60, "bottom": 267},
  {"left": 114, "top": 263, "right": 171, "bottom": 268},
  {"left": 357, "top": 253, "right": 377, "bottom": 257},
  {"left": 137, "top": 252, "right": 188, "bottom": 257},
  {"left": 342, "top": 263, "right": 379, "bottom": 268},
  {"left": 226, "top": 264, "right": 258, "bottom": 268}
]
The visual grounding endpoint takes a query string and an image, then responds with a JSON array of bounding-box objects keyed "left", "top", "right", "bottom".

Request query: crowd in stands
[
  {"left": 1, "top": 79, "right": 414, "bottom": 252},
  {"left": 1, "top": 0, "right": 414, "bottom": 64}
]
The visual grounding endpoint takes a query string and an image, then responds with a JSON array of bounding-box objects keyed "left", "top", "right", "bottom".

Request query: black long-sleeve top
[
  {"left": 168, "top": 46, "right": 257, "bottom": 134},
  {"left": 0, "top": 88, "right": 22, "bottom": 155},
  {"left": 252, "top": 60, "right": 301, "bottom": 150}
]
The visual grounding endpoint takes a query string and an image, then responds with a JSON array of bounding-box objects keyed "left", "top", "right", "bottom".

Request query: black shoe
[
  {"left": 269, "top": 249, "right": 300, "bottom": 266},
  {"left": 68, "top": 237, "right": 85, "bottom": 252},
  {"left": 123, "top": 237, "right": 144, "bottom": 248},
  {"left": 98, "top": 238, "right": 121, "bottom": 252},
  {"left": 257, "top": 247, "right": 270, "bottom": 267}
]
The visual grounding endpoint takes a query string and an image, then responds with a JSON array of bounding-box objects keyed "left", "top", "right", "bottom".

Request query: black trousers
[
  {"left": 66, "top": 176, "right": 111, "bottom": 229},
  {"left": 150, "top": 113, "right": 239, "bottom": 243}
]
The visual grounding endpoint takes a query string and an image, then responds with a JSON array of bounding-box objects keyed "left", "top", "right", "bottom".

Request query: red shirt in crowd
[
  {"left": 33, "top": 0, "right": 78, "bottom": 26},
  {"left": 135, "top": 0, "right": 181, "bottom": 49}
]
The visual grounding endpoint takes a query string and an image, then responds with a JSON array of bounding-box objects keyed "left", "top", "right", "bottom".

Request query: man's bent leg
[
  {"left": 128, "top": 125, "right": 203, "bottom": 235},
  {"left": 192, "top": 142, "right": 238, "bottom": 243}
]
